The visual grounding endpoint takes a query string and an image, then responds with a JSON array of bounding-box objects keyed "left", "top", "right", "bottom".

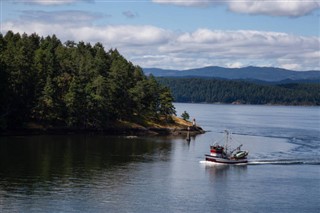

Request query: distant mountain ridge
[{"left": 143, "top": 66, "right": 320, "bottom": 82}]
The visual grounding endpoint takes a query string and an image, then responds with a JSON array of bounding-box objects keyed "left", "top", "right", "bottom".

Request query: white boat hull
[{"left": 205, "top": 154, "right": 248, "bottom": 164}]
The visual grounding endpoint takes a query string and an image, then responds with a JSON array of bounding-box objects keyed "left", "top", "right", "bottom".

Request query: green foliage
[
  {"left": 157, "top": 77, "right": 320, "bottom": 106},
  {"left": 159, "top": 86, "right": 176, "bottom": 119},
  {"left": 0, "top": 31, "right": 176, "bottom": 130},
  {"left": 181, "top": 111, "right": 190, "bottom": 121}
]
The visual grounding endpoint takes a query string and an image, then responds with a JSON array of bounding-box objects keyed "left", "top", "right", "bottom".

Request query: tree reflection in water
[{"left": 0, "top": 135, "right": 172, "bottom": 193}]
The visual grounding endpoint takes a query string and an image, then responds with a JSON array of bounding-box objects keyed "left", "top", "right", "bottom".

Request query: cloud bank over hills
[{"left": 2, "top": 0, "right": 319, "bottom": 71}]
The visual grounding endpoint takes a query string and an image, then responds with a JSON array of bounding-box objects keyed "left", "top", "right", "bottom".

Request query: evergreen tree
[
  {"left": 0, "top": 33, "right": 8, "bottom": 129},
  {"left": 181, "top": 111, "right": 190, "bottom": 121},
  {"left": 159, "top": 86, "right": 176, "bottom": 120},
  {"left": 107, "top": 49, "right": 135, "bottom": 120}
]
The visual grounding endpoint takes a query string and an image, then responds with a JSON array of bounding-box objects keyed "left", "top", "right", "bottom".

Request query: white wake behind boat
[{"left": 205, "top": 130, "right": 248, "bottom": 164}]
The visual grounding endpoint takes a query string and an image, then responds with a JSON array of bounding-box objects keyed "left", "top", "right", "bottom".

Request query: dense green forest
[
  {"left": 0, "top": 31, "right": 175, "bottom": 130},
  {"left": 157, "top": 77, "right": 320, "bottom": 105}
]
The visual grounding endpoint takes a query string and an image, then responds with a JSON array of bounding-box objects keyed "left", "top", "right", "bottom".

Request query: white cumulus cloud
[
  {"left": 152, "top": 0, "right": 217, "bottom": 7},
  {"left": 152, "top": 0, "right": 320, "bottom": 17},
  {"left": 18, "top": 10, "right": 104, "bottom": 26},
  {"left": 13, "top": 0, "right": 95, "bottom": 5},
  {"left": 228, "top": 0, "right": 320, "bottom": 17},
  {"left": 12, "top": 0, "right": 80, "bottom": 5}
]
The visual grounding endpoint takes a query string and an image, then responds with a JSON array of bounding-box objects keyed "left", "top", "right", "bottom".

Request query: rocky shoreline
[
  {"left": 0, "top": 117, "right": 205, "bottom": 137},
  {"left": 0, "top": 126, "right": 205, "bottom": 137}
]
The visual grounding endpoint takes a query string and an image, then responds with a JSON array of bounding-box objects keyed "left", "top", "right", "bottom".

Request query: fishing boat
[{"left": 205, "top": 130, "right": 248, "bottom": 164}]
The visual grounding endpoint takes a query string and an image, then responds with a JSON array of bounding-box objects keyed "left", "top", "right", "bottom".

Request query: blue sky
[{"left": 1, "top": 0, "right": 319, "bottom": 71}]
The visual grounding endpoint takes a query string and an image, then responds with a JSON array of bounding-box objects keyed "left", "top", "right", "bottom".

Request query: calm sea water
[{"left": 0, "top": 104, "right": 319, "bottom": 213}]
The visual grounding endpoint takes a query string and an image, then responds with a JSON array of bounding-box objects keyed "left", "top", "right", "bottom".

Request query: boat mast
[{"left": 224, "top": 130, "right": 230, "bottom": 155}]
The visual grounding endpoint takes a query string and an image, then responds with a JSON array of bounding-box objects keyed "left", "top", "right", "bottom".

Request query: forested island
[
  {"left": 0, "top": 31, "right": 184, "bottom": 134},
  {"left": 157, "top": 78, "right": 320, "bottom": 105}
]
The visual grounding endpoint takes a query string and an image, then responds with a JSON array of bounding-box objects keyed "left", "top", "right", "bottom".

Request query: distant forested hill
[
  {"left": 157, "top": 77, "right": 320, "bottom": 105},
  {"left": 145, "top": 66, "right": 320, "bottom": 82},
  {"left": 0, "top": 31, "right": 175, "bottom": 130}
]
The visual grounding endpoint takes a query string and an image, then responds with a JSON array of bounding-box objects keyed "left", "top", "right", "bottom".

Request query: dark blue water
[{"left": 0, "top": 104, "right": 319, "bottom": 212}]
